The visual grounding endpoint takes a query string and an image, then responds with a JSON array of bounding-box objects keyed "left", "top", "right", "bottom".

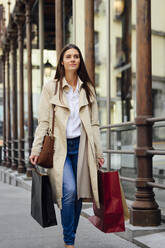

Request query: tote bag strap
[{"left": 51, "top": 104, "right": 55, "bottom": 137}]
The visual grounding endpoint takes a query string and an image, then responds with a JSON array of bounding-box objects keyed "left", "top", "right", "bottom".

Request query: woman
[{"left": 29, "top": 44, "right": 104, "bottom": 248}]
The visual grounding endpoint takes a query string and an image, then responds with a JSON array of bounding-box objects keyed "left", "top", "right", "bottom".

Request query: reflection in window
[
  {"left": 94, "top": 0, "right": 107, "bottom": 126},
  {"left": 63, "top": 0, "right": 73, "bottom": 45},
  {"left": 152, "top": 87, "right": 165, "bottom": 143},
  {"left": 116, "top": 77, "right": 122, "bottom": 97},
  {"left": 43, "top": 1, "right": 56, "bottom": 83},
  {"left": 95, "top": 73, "right": 100, "bottom": 88}
]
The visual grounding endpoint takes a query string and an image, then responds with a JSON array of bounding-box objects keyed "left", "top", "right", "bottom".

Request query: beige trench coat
[{"left": 31, "top": 77, "right": 103, "bottom": 209}]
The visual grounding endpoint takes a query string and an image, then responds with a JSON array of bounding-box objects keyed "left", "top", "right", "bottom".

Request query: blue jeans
[{"left": 61, "top": 136, "right": 82, "bottom": 245}]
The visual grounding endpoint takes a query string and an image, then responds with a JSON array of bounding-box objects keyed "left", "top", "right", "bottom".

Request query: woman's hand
[
  {"left": 98, "top": 157, "right": 105, "bottom": 168},
  {"left": 29, "top": 155, "right": 39, "bottom": 165}
]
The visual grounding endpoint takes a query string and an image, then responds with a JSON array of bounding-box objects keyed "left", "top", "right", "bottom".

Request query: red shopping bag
[{"left": 88, "top": 170, "right": 125, "bottom": 233}]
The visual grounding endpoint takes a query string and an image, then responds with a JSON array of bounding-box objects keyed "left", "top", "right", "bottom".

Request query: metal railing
[{"left": 100, "top": 117, "right": 165, "bottom": 190}]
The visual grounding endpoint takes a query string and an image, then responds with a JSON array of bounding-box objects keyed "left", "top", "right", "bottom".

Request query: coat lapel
[
  {"left": 79, "top": 78, "right": 95, "bottom": 110},
  {"left": 49, "top": 79, "right": 69, "bottom": 109},
  {"left": 49, "top": 93, "right": 69, "bottom": 109},
  {"left": 79, "top": 88, "right": 89, "bottom": 110},
  {"left": 49, "top": 77, "right": 94, "bottom": 110}
]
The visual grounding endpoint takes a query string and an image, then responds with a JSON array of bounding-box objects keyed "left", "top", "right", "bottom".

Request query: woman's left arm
[
  {"left": 30, "top": 83, "right": 52, "bottom": 157},
  {"left": 91, "top": 93, "right": 104, "bottom": 167}
]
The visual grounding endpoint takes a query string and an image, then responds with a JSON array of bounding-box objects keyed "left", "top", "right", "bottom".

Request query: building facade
[{"left": 0, "top": 0, "right": 165, "bottom": 226}]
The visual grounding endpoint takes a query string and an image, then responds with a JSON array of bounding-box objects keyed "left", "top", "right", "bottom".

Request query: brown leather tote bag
[{"left": 37, "top": 106, "right": 55, "bottom": 168}]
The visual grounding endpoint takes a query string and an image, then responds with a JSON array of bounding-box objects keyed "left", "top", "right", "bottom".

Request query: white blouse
[{"left": 65, "top": 79, "right": 81, "bottom": 139}]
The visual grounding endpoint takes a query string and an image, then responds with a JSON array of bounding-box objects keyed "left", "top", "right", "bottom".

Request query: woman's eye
[{"left": 65, "top": 54, "right": 79, "bottom": 59}]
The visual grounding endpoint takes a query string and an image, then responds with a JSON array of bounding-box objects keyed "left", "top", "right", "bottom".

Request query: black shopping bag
[{"left": 31, "top": 167, "right": 57, "bottom": 228}]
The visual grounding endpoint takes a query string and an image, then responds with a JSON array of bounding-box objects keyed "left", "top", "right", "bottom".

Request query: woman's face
[{"left": 62, "top": 48, "right": 80, "bottom": 73}]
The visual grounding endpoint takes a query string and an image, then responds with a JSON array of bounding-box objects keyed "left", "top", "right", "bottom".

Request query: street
[{"left": 0, "top": 181, "right": 140, "bottom": 248}]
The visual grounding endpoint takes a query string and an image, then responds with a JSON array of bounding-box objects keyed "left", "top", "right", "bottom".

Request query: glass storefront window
[
  {"left": 31, "top": 1, "right": 40, "bottom": 131},
  {"left": 151, "top": 0, "right": 165, "bottom": 210},
  {"left": 43, "top": 1, "right": 56, "bottom": 84},
  {"left": 63, "top": 0, "right": 73, "bottom": 45},
  {"left": 43, "top": 0, "right": 56, "bottom": 80},
  {"left": 94, "top": 0, "right": 107, "bottom": 127},
  {"left": 94, "top": 0, "right": 108, "bottom": 170}
]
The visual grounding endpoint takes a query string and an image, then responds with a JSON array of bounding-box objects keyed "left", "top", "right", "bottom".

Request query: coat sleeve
[
  {"left": 90, "top": 91, "right": 104, "bottom": 160},
  {"left": 30, "top": 84, "right": 51, "bottom": 156}
]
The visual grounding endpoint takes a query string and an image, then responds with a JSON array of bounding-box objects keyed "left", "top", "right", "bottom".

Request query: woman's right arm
[{"left": 30, "top": 83, "right": 51, "bottom": 164}]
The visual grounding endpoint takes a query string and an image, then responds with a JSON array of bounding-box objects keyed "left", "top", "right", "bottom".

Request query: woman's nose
[{"left": 71, "top": 57, "right": 75, "bottom": 61}]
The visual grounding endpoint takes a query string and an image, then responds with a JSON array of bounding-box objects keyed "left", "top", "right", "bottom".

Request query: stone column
[
  {"left": 1, "top": 53, "right": 7, "bottom": 166},
  {"left": 130, "top": 0, "right": 161, "bottom": 226},
  {"left": 121, "top": 0, "right": 132, "bottom": 121},
  {"left": 85, "top": 0, "right": 95, "bottom": 83},
  {"left": 55, "top": 0, "right": 63, "bottom": 61},
  {"left": 39, "top": 0, "right": 44, "bottom": 87},
  {"left": 23, "top": 0, "right": 33, "bottom": 177},
  {"left": 8, "top": 23, "right": 18, "bottom": 170},
  {"left": 5, "top": 39, "right": 12, "bottom": 168},
  {"left": 14, "top": 7, "right": 26, "bottom": 173}
]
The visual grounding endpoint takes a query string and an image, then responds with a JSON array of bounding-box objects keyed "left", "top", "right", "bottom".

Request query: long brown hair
[{"left": 54, "top": 44, "right": 95, "bottom": 105}]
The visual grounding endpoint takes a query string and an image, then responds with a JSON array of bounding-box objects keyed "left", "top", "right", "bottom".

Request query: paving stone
[
  {"left": 0, "top": 181, "right": 140, "bottom": 248},
  {"left": 134, "top": 232, "right": 165, "bottom": 248}
]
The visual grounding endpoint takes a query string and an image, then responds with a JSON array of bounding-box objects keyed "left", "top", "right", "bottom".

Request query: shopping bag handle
[{"left": 32, "top": 165, "right": 47, "bottom": 176}]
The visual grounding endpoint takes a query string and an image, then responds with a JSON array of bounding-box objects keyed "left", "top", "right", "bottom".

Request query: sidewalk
[{"left": 0, "top": 181, "right": 140, "bottom": 248}]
